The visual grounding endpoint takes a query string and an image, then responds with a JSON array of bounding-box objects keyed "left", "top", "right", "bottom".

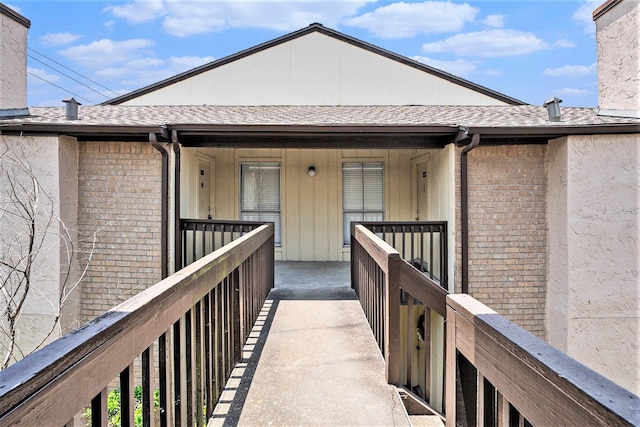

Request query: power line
[
  {"left": 28, "top": 48, "right": 119, "bottom": 97},
  {"left": 26, "top": 71, "right": 96, "bottom": 104},
  {"left": 28, "top": 54, "right": 112, "bottom": 101}
]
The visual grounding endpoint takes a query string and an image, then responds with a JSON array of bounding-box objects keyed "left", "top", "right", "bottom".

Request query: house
[{"left": 0, "top": 0, "right": 638, "bottom": 396}]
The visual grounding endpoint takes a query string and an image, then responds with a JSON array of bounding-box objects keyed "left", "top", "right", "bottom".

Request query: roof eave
[{"left": 458, "top": 123, "right": 640, "bottom": 145}]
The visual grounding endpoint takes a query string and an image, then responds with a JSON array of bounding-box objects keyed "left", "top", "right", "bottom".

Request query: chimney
[
  {"left": 63, "top": 98, "right": 81, "bottom": 120},
  {"left": 544, "top": 97, "right": 562, "bottom": 122},
  {"left": 0, "top": 3, "right": 30, "bottom": 117},
  {"left": 594, "top": 0, "right": 640, "bottom": 118}
]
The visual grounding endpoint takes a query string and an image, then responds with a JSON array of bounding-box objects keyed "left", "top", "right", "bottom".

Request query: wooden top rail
[
  {"left": 446, "top": 294, "right": 640, "bottom": 427},
  {"left": 359, "top": 221, "right": 447, "bottom": 232},
  {"left": 0, "top": 224, "right": 274, "bottom": 425},
  {"left": 181, "top": 218, "right": 266, "bottom": 231},
  {"left": 352, "top": 224, "right": 401, "bottom": 267},
  {"left": 398, "top": 260, "right": 448, "bottom": 317}
]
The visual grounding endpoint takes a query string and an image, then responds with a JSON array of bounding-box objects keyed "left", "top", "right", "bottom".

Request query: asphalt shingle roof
[{"left": 1, "top": 105, "right": 639, "bottom": 130}]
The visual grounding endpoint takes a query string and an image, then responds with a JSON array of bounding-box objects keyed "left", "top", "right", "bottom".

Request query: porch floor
[{"left": 210, "top": 261, "right": 411, "bottom": 426}]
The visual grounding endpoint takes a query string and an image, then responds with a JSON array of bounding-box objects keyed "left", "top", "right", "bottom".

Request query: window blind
[
  {"left": 342, "top": 162, "right": 384, "bottom": 244},
  {"left": 241, "top": 162, "right": 281, "bottom": 244}
]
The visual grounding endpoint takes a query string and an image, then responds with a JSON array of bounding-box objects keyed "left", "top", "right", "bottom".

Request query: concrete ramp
[{"left": 211, "top": 262, "right": 410, "bottom": 426}]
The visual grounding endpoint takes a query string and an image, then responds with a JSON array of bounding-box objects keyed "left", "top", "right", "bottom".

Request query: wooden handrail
[
  {"left": 445, "top": 294, "right": 640, "bottom": 427},
  {"left": 351, "top": 223, "right": 448, "bottom": 408},
  {"left": 352, "top": 221, "right": 640, "bottom": 425},
  {"left": 359, "top": 221, "right": 448, "bottom": 288},
  {"left": 0, "top": 223, "right": 274, "bottom": 426}
]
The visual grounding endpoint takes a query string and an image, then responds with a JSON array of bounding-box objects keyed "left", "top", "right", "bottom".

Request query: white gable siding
[{"left": 122, "top": 32, "right": 508, "bottom": 106}]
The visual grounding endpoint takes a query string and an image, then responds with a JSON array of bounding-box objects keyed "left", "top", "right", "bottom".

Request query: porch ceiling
[{"left": 174, "top": 125, "right": 457, "bottom": 148}]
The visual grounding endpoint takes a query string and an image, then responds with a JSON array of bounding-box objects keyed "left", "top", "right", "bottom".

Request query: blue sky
[{"left": 9, "top": 0, "right": 603, "bottom": 107}]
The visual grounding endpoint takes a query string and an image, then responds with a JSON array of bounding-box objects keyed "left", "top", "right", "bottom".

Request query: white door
[
  {"left": 416, "top": 161, "right": 428, "bottom": 221},
  {"left": 198, "top": 159, "right": 212, "bottom": 219}
]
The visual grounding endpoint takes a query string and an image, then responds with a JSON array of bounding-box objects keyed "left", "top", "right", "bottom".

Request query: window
[
  {"left": 343, "top": 162, "right": 384, "bottom": 245},
  {"left": 241, "top": 162, "right": 281, "bottom": 245}
]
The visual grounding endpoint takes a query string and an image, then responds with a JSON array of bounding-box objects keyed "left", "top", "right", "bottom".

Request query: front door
[
  {"left": 416, "top": 161, "right": 428, "bottom": 221},
  {"left": 198, "top": 158, "right": 212, "bottom": 219}
]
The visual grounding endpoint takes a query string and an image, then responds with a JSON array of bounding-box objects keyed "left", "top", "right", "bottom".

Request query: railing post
[
  {"left": 445, "top": 302, "right": 456, "bottom": 427},
  {"left": 385, "top": 254, "right": 401, "bottom": 385}
]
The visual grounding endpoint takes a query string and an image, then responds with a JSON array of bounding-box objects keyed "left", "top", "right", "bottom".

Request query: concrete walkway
[{"left": 211, "top": 262, "right": 410, "bottom": 426}]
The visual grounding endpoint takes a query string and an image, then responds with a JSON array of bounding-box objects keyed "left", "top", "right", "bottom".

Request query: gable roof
[{"left": 104, "top": 23, "right": 525, "bottom": 106}]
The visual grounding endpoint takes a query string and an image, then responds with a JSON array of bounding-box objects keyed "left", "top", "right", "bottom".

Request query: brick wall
[
  {"left": 78, "top": 141, "right": 163, "bottom": 324},
  {"left": 457, "top": 144, "right": 548, "bottom": 339}
]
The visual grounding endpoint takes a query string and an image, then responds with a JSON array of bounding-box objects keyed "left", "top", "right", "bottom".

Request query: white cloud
[
  {"left": 484, "top": 69, "right": 503, "bottom": 77},
  {"left": 40, "top": 32, "right": 83, "bottom": 47},
  {"left": 27, "top": 67, "right": 61, "bottom": 84},
  {"left": 344, "top": 1, "right": 478, "bottom": 39},
  {"left": 422, "top": 29, "right": 549, "bottom": 57},
  {"left": 59, "top": 39, "right": 155, "bottom": 69},
  {"left": 556, "top": 87, "right": 592, "bottom": 96},
  {"left": 553, "top": 39, "right": 575, "bottom": 48},
  {"left": 543, "top": 63, "right": 596, "bottom": 77},
  {"left": 483, "top": 14, "right": 504, "bottom": 29},
  {"left": 105, "top": 0, "right": 372, "bottom": 37},
  {"left": 104, "top": 0, "right": 166, "bottom": 24},
  {"left": 168, "top": 56, "right": 216, "bottom": 71},
  {"left": 95, "top": 55, "right": 215, "bottom": 89},
  {"left": 573, "top": 0, "right": 601, "bottom": 35},
  {"left": 412, "top": 56, "right": 477, "bottom": 76}
]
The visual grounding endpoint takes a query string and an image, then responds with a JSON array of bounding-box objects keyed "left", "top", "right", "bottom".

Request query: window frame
[
  {"left": 342, "top": 161, "right": 385, "bottom": 246},
  {"left": 240, "top": 161, "right": 282, "bottom": 245}
]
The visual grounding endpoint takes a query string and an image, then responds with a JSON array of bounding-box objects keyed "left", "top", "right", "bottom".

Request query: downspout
[
  {"left": 460, "top": 133, "right": 480, "bottom": 294},
  {"left": 171, "top": 129, "right": 182, "bottom": 272},
  {"left": 150, "top": 132, "right": 169, "bottom": 279}
]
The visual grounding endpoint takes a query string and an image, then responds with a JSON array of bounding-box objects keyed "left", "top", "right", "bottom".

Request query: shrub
[{"left": 83, "top": 386, "right": 159, "bottom": 427}]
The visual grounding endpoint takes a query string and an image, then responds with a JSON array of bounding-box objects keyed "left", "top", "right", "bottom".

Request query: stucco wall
[
  {"left": 596, "top": 0, "right": 640, "bottom": 113},
  {"left": 77, "top": 141, "right": 163, "bottom": 323},
  {"left": 0, "top": 6, "right": 28, "bottom": 111},
  {"left": 462, "top": 144, "right": 548, "bottom": 338},
  {"left": 123, "top": 32, "right": 508, "bottom": 107},
  {"left": 547, "top": 134, "right": 640, "bottom": 395},
  {"left": 58, "top": 136, "right": 81, "bottom": 334},
  {"left": 0, "top": 134, "right": 76, "bottom": 364},
  {"left": 180, "top": 147, "right": 434, "bottom": 261},
  {"left": 546, "top": 138, "right": 569, "bottom": 349}
]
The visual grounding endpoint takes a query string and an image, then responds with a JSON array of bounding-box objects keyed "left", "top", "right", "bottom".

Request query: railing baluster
[
  {"left": 142, "top": 346, "right": 153, "bottom": 427},
  {"left": 121, "top": 365, "right": 135, "bottom": 427},
  {"left": 429, "top": 229, "right": 434, "bottom": 280},
  {"left": 483, "top": 377, "right": 496, "bottom": 427},
  {"left": 91, "top": 388, "right": 108, "bottom": 427},
  {"left": 203, "top": 294, "right": 213, "bottom": 419},
  {"left": 173, "top": 320, "right": 182, "bottom": 427},
  {"left": 406, "top": 297, "right": 414, "bottom": 390},
  {"left": 158, "top": 332, "right": 170, "bottom": 427},
  {"left": 185, "top": 310, "right": 194, "bottom": 426},
  {"left": 195, "top": 301, "right": 203, "bottom": 427},
  {"left": 423, "top": 307, "right": 431, "bottom": 403}
]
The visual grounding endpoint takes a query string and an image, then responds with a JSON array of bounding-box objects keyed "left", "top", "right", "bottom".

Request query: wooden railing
[
  {"left": 179, "top": 219, "right": 266, "bottom": 268},
  {"left": 446, "top": 294, "right": 640, "bottom": 427},
  {"left": 359, "top": 221, "right": 448, "bottom": 288},
  {"left": 351, "top": 223, "right": 640, "bottom": 426},
  {"left": 0, "top": 223, "right": 274, "bottom": 426},
  {"left": 351, "top": 223, "right": 448, "bottom": 414}
]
